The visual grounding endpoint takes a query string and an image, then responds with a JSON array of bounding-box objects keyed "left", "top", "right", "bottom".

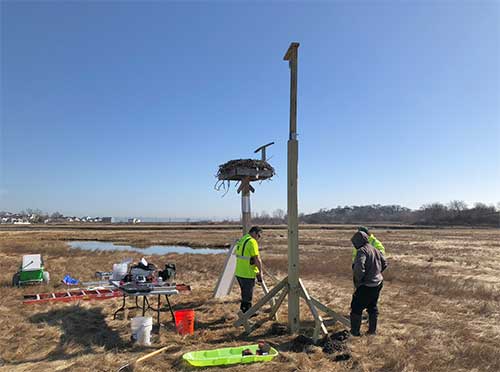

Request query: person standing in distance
[
  {"left": 350, "top": 230, "right": 387, "bottom": 336},
  {"left": 234, "top": 226, "right": 263, "bottom": 314},
  {"left": 352, "top": 226, "right": 385, "bottom": 264}
]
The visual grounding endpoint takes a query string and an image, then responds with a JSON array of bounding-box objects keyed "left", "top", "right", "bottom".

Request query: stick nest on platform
[{"left": 216, "top": 159, "right": 275, "bottom": 182}]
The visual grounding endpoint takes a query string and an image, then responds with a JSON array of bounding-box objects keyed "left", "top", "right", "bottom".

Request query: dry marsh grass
[{"left": 0, "top": 226, "right": 499, "bottom": 371}]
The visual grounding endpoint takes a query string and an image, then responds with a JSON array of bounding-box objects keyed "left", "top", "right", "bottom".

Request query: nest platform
[{"left": 217, "top": 159, "right": 275, "bottom": 182}]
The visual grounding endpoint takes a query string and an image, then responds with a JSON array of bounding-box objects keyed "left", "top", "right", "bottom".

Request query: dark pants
[
  {"left": 350, "top": 282, "right": 383, "bottom": 335},
  {"left": 350, "top": 282, "right": 383, "bottom": 317},
  {"left": 236, "top": 276, "right": 255, "bottom": 313}
]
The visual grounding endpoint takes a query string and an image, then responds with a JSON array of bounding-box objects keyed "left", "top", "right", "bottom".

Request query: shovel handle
[{"left": 136, "top": 346, "right": 171, "bottom": 363}]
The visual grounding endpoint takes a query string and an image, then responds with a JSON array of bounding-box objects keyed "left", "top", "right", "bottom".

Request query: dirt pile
[{"left": 289, "top": 330, "right": 351, "bottom": 361}]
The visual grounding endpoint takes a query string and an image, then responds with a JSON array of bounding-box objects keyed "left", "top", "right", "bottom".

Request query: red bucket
[{"left": 174, "top": 309, "right": 195, "bottom": 335}]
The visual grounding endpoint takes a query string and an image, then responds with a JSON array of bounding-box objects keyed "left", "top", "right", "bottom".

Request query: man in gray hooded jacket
[{"left": 350, "top": 230, "right": 387, "bottom": 336}]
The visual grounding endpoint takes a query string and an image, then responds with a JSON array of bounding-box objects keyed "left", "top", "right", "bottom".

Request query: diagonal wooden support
[
  {"left": 261, "top": 280, "right": 277, "bottom": 320},
  {"left": 298, "top": 279, "right": 328, "bottom": 341},
  {"left": 268, "top": 285, "right": 288, "bottom": 320},
  {"left": 238, "top": 317, "right": 270, "bottom": 337},
  {"left": 236, "top": 309, "right": 253, "bottom": 334},
  {"left": 234, "top": 277, "right": 288, "bottom": 328},
  {"left": 309, "top": 296, "right": 350, "bottom": 328},
  {"left": 234, "top": 277, "right": 350, "bottom": 339}
]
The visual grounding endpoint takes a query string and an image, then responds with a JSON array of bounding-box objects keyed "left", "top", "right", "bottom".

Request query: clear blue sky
[{"left": 1, "top": 1, "right": 499, "bottom": 219}]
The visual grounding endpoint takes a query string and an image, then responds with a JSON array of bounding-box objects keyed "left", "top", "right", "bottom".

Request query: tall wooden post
[
  {"left": 284, "top": 42, "right": 300, "bottom": 333},
  {"left": 233, "top": 42, "right": 350, "bottom": 340}
]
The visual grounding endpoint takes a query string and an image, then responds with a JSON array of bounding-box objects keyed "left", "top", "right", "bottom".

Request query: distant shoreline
[{"left": 1, "top": 223, "right": 497, "bottom": 232}]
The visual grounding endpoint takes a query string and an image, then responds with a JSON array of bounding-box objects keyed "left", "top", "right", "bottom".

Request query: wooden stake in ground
[{"left": 233, "top": 42, "right": 350, "bottom": 341}]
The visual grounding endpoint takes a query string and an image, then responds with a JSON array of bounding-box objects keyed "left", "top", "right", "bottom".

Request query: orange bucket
[{"left": 174, "top": 309, "right": 195, "bottom": 335}]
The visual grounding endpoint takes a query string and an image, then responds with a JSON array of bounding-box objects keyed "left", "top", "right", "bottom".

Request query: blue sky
[{"left": 1, "top": 1, "right": 499, "bottom": 218}]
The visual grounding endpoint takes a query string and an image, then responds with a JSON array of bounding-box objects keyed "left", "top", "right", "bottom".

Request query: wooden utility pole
[
  {"left": 233, "top": 42, "right": 350, "bottom": 341},
  {"left": 284, "top": 42, "right": 300, "bottom": 333}
]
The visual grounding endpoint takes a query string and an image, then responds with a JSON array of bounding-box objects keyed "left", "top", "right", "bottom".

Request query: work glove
[{"left": 256, "top": 273, "right": 263, "bottom": 284}]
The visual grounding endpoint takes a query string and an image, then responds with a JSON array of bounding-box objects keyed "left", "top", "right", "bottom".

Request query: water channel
[{"left": 68, "top": 241, "right": 228, "bottom": 255}]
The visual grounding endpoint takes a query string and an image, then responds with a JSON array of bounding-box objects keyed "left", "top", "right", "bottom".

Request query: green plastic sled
[{"left": 182, "top": 344, "right": 278, "bottom": 367}]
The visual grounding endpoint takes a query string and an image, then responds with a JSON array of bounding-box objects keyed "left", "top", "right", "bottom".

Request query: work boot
[
  {"left": 367, "top": 313, "right": 378, "bottom": 335},
  {"left": 350, "top": 313, "right": 362, "bottom": 337},
  {"left": 240, "top": 301, "right": 252, "bottom": 313}
]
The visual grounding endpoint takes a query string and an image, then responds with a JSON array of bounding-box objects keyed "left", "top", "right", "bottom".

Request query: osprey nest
[{"left": 216, "top": 159, "right": 275, "bottom": 182}]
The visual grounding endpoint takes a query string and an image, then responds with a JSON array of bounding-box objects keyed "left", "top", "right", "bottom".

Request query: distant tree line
[
  {"left": 253, "top": 201, "right": 500, "bottom": 227},
  {"left": 252, "top": 209, "right": 287, "bottom": 225},
  {"left": 4, "top": 201, "right": 499, "bottom": 227}
]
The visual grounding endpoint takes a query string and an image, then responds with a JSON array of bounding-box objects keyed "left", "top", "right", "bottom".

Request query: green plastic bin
[
  {"left": 20, "top": 269, "right": 44, "bottom": 282},
  {"left": 182, "top": 344, "right": 278, "bottom": 367}
]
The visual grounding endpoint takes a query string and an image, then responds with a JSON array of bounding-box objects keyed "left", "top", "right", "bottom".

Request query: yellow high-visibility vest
[{"left": 234, "top": 234, "right": 260, "bottom": 279}]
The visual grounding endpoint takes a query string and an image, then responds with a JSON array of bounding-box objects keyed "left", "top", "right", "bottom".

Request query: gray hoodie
[{"left": 351, "top": 231, "right": 387, "bottom": 288}]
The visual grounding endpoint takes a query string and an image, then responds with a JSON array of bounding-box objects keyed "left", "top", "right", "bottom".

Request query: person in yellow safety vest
[
  {"left": 235, "top": 226, "right": 263, "bottom": 314},
  {"left": 352, "top": 226, "right": 385, "bottom": 263}
]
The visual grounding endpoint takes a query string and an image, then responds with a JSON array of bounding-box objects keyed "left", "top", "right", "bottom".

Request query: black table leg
[
  {"left": 142, "top": 296, "right": 146, "bottom": 316},
  {"left": 157, "top": 294, "right": 161, "bottom": 333},
  {"left": 113, "top": 295, "right": 127, "bottom": 319},
  {"left": 165, "top": 294, "right": 175, "bottom": 322}
]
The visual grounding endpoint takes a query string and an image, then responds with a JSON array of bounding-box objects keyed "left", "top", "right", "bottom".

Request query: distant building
[{"left": 101, "top": 217, "right": 112, "bottom": 223}]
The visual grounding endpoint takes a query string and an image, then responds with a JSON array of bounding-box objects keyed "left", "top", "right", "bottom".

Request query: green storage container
[
  {"left": 20, "top": 269, "right": 44, "bottom": 282},
  {"left": 13, "top": 254, "right": 48, "bottom": 286},
  {"left": 183, "top": 344, "right": 278, "bottom": 367}
]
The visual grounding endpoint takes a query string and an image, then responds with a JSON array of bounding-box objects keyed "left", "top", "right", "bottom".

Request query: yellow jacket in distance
[{"left": 352, "top": 234, "right": 385, "bottom": 262}]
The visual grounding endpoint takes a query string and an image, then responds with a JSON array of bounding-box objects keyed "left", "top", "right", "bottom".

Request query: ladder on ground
[
  {"left": 23, "top": 284, "right": 192, "bottom": 305},
  {"left": 23, "top": 287, "right": 122, "bottom": 304}
]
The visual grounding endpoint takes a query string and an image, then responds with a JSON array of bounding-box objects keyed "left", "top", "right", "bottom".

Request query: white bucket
[
  {"left": 112, "top": 263, "right": 128, "bottom": 281},
  {"left": 130, "top": 316, "right": 153, "bottom": 346}
]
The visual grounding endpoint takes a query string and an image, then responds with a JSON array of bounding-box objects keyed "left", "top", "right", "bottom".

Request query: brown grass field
[{"left": 0, "top": 225, "right": 499, "bottom": 372}]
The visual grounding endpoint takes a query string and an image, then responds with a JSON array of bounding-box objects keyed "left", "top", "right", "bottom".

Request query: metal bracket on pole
[{"left": 254, "top": 142, "right": 275, "bottom": 161}]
